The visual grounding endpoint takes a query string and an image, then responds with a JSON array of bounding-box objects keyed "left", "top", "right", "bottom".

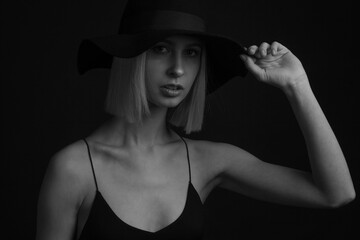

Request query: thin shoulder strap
[
  {"left": 83, "top": 138, "right": 99, "bottom": 191},
  {"left": 175, "top": 132, "right": 192, "bottom": 183}
]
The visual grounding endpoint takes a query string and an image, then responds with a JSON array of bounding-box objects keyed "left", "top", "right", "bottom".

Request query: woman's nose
[{"left": 167, "top": 54, "right": 184, "bottom": 78}]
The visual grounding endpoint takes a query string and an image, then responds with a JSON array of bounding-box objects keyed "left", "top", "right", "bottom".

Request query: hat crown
[{"left": 118, "top": 0, "right": 207, "bottom": 34}]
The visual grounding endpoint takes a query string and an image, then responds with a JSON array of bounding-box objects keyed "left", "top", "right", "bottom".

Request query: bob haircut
[{"left": 104, "top": 47, "right": 207, "bottom": 134}]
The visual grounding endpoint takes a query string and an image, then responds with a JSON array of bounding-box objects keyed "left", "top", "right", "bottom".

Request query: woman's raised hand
[{"left": 240, "top": 41, "right": 309, "bottom": 92}]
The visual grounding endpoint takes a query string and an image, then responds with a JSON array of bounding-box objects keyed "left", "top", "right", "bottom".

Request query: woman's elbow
[{"left": 326, "top": 190, "right": 356, "bottom": 208}]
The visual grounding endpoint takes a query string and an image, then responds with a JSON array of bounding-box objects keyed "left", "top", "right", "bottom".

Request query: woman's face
[{"left": 145, "top": 35, "right": 203, "bottom": 108}]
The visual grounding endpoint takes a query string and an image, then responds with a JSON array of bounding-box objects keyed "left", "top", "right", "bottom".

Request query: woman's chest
[{"left": 76, "top": 139, "right": 220, "bottom": 238}]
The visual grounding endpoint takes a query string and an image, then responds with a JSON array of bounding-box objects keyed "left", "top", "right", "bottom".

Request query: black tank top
[{"left": 78, "top": 134, "right": 204, "bottom": 240}]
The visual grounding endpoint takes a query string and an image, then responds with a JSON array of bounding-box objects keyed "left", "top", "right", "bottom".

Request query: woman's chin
[{"left": 149, "top": 97, "right": 182, "bottom": 109}]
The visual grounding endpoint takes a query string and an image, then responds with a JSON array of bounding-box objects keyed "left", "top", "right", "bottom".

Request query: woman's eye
[
  {"left": 152, "top": 46, "right": 169, "bottom": 54},
  {"left": 185, "top": 49, "right": 200, "bottom": 57}
]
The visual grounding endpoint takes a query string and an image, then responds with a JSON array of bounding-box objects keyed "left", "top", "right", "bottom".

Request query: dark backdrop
[{"left": 3, "top": 0, "right": 358, "bottom": 239}]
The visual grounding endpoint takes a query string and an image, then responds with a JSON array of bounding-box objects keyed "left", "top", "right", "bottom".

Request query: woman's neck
[{"left": 92, "top": 107, "right": 176, "bottom": 149}]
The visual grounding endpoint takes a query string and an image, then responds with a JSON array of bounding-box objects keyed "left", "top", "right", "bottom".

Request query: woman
[{"left": 36, "top": 0, "right": 355, "bottom": 239}]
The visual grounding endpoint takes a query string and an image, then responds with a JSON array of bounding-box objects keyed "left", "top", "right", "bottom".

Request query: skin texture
[
  {"left": 145, "top": 35, "right": 203, "bottom": 108},
  {"left": 36, "top": 38, "right": 355, "bottom": 240}
]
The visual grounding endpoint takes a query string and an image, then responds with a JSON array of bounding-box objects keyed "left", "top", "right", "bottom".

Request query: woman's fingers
[
  {"left": 247, "top": 41, "right": 284, "bottom": 58},
  {"left": 240, "top": 54, "right": 265, "bottom": 80},
  {"left": 247, "top": 45, "right": 258, "bottom": 56},
  {"left": 241, "top": 41, "right": 286, "bottom": 81},
  {"left": 271, "top": 41, "right": 289, "bottom": 55},
  {"left": 259, "top": 42, "right": 270, "bottom": 57},
  {"left": 270, "top": 41, "right": 280, "bottom": 55}
]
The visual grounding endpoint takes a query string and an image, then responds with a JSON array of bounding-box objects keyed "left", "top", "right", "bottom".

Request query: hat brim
[{"left": 77, "top": 30, "right": 248, "bottom": 94}]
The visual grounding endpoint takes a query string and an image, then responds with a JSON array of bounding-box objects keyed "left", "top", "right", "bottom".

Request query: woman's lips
[
  {"left": 160, "top": 86, "right": 182, "bottom": 97},
  {"left": 161, "top": 84, "right": 184, "bottom": 90}
]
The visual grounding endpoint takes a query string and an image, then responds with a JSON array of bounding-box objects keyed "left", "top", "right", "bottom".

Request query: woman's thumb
[{"left": 240, "top": 54, "right": 264, "bottom": 79}]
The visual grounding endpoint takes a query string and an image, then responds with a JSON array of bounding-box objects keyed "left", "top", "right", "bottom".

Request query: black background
[{"left": 3, "top": 0, "right": 359, "bottom": 239}]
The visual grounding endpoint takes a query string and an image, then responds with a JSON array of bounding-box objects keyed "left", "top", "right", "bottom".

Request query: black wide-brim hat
[{"left": 77, "top": 0, "right": 248, "bottom": 95}]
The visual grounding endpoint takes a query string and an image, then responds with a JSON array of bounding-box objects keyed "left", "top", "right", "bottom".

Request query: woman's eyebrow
[
  {"left": 187, "top": 43, "right": 202, "bottom": 48},
  {"left": 161, "top": 39, "right": 203, "bottom": 47}
]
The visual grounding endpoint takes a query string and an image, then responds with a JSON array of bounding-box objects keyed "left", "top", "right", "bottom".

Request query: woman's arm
[
  {"left": 282, "top": 73, "right": 355, "bottom": 207},
  {"left": 215, "top": 42, "right": 355, "bottom": 208},
  {"left": 36, "top": 143, "right": 87, "bottom": 240}
]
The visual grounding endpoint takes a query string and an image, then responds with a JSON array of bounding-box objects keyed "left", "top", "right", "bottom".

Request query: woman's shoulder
[
  {"left": 184, "top": 137, "right": 233, "bottom": 157},
  {"left": 182, "top": 138, "right": 244, "bottom": 186},
  {"left": 45, "top": 139, "right": 93, "bottom": 196},
  {"left": 184, "top": 137, "right": 250, "bottom": 168},
  {"left": 182, "top": 138, "right": 227, "bottom": 166},
  {"left": 49, "top": 139, "right": 90, "bottom": 173}
]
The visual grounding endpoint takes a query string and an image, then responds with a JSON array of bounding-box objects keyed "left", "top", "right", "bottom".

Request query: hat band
[{"left": 121, "top": 10, "right": 206, "bottom": 34}]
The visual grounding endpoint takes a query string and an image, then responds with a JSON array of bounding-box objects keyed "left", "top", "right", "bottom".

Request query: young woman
[{"left": 36, "top": 0, "right": 355, "bottom": 239}]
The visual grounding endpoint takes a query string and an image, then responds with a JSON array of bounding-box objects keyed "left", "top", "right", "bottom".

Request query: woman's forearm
[{"left": 284, "top": 78, "right": 355, "bottom": 207}]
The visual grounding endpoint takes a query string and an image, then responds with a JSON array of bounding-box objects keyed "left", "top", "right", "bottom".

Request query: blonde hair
[{"left": 104, "top": 49, "right": 207, "bottom": 134}]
